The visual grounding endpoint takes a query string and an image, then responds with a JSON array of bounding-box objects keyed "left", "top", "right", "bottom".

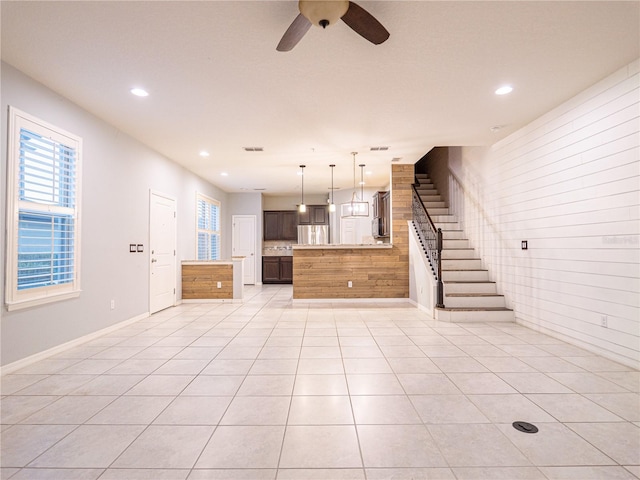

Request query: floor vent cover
[{"left": 513, "top": 421, "right": 539, "bottom": 434}]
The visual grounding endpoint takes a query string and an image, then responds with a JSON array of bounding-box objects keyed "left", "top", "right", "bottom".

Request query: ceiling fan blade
[
  {"left": 277, "top": 13, "right": 312, "bottom": 52},
  {"left": 341, "top": 1, "right": 390, "bottom": 45}
]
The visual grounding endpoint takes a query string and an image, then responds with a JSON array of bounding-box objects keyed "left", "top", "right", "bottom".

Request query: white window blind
[
  {"left": 196, "top": 194, "right": 220, "bottom": 260},
  {"left": 6, "top": 107, "right": 82, "bottom": 310}
]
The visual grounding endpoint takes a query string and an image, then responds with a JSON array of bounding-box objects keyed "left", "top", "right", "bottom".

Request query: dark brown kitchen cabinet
[
  {"left": 297, "top": 205, "right": 328, "bottom": 225},
  {"left": 381, "top": 191, "right": 390, "bottom": 236},
  {"left": 264, "top": 211, "right": 297, "bottom": 241},
  {"left": 373, "top": 191, "right": 391, "bottom": 238},
  {"left": 262, "top": 256, "right": 292, "bottom": 284}
]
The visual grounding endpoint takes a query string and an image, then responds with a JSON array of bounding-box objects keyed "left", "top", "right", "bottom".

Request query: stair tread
[
  {"left": 436, "top": 307, "right": 513, "bottom": 312},
  {"left": 445, "top": 293, "right": 504, "bottom": 297},
  {"left": 444, "top": 281, "right": 496, "bottom": 284},
  {"left": 442, "top": 269, "right": 489, "bottom": 272}
]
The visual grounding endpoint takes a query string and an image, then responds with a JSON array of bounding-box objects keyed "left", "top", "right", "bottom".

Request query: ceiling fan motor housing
[{"left": 299, "top": 0, "right": 349, "bottom": 27}]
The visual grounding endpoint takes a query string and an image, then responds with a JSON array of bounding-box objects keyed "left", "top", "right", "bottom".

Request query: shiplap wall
[{"left": 453, "top": 60, "right": 639, "bottom": 367}]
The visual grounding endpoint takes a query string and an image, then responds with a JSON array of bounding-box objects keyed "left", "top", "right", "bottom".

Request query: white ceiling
[{"left": 2, "top": 1, "right": 638, "bottom": 196}]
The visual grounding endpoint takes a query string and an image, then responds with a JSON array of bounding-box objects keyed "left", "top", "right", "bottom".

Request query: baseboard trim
[
  {"left": 181, "top": 299, "right": 243, "bottom": 304},
  {"left": 292, "top": 297, "right": 411, "bottom": 304},
  {"left": 516, "top": 317, "right": 640, "bottom": 370},
  {"left": 408, "top": 298, "right": 435, "bottom": 318},
  {"left": 0, "top": 311, "right": 150, "bottom": 376}
]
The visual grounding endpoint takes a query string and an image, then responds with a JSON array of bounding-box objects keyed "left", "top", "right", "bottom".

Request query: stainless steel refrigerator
[{"left": 297, "top": 225, "right": 329, "bottom": 245}]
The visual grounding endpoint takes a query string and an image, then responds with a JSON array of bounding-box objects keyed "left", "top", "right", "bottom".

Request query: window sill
[{"left": 6, "top": 290, "right": 81, "bottom": 312}]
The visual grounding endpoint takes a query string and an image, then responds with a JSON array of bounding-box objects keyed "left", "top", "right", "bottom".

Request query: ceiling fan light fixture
[{"left": 299, "top": 0, "right": 349, "bottom": 27}]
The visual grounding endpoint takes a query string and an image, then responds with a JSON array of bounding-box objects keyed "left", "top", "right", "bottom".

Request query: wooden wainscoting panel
[{"left": 182, "top": 264, "right": 233, "bottom": 299}]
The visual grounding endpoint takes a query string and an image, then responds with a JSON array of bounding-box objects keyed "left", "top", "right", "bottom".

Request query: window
[
  {"left": 196, "top": 193, "right": 220, "bottom": 260},
  {"left": 5, "top": 107, "right": 82, "bottom": 310}
]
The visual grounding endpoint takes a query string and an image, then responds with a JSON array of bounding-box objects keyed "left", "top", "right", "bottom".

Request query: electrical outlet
[
  {"left": 110, "top": 299, "right": 115, "bottom": 310},
  {"left": 601, "top": 315, "right": 608, "bottom": 328},
  {"left": 217, "top": 281, "right": 222, "bottom": 289},
  {"left": 348, "top": 281, "right": 353, "bottom": 288}
]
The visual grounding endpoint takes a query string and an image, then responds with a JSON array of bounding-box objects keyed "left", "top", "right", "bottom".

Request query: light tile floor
[{"left": 1, "top": 285, "right": 639, "bottom": 480}]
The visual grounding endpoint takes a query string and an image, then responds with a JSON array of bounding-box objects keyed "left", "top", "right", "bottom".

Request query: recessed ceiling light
[
  {"left": 199, "top": 150, "right": 210, "bottom": 157},
  {"left": 495, "top": 85, "right": 513, "bottom": 95},
  {"left": 130, "top": 87, "right": 149, "bottom": 97},
  {"left": 220, "top": 172, "right": 228, "bottom": 176}
]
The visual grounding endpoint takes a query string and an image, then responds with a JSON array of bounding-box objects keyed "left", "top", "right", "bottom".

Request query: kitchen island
[
  {"left": 181, "top": 257, "right": 244, "bottom": 301},
  {"left": 292, "top": 243, "right": 408, "bottom": 299}
]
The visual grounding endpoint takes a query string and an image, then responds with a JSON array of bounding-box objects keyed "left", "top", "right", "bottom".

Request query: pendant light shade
[
  {"left": 329, "top": 164, "right": 336, "bottom": 212},
  {"left": 341, "top": 152, "right": 369, "bottom": 217},
  {"left": 298, "top": 165, "right": 306, "bottom": 213}
]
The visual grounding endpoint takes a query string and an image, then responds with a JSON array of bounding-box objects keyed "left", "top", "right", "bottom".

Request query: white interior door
[
  {"left": 340, "top": 217, "right": 358, "bottom": 244},
  {"left": 149, "top": 190, "right": 177, "bottom": 313},
  {"left": 232, "top": 215, "right": 256, "bottom": 284}
]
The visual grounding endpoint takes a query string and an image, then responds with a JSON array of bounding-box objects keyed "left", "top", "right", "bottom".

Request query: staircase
[{"left": 414, "top": 173, "right": 514, "bottom": 323}]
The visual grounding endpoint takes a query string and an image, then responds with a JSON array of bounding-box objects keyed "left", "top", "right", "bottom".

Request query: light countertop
[
  {"left": 292, "top": 244, "right": 392, "bottom": 250},
  {"left": 182, "top": 258, "right": 244, "bottom": 266}
]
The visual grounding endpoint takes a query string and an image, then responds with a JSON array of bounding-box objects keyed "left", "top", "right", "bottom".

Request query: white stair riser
[
  {"left": 442, "top": 258, "right": 483, "bottom": 270},
  {"left": 443, "top": 239, "right": 469, "bottom": 248},
  {"left": 435, "top": 309, "right": 515, "bottom": 323},
  {"left": 444, "top": 282, "right": 497, "bottom": 294},
  {"left": 442, "top": 270, "right": 490, "bottom": 281},
  {"left": 419, "top": 195, "right": 442, "bottom": 202},
  {"left": 442, "top": 231, "right": 466, "bottom": 240},
  {"left": 443, "top": 295, "right": 506, "bottom": 308},
  {"left": 435, "top": 222, "right": 461, "bottom": 231},
  {"left": 432, "top": 215, "right": 457, "bottom": 222},
  {"left": 426, "top": 208, "right": 450, "bottom": 215},
  {"left": 423, "top": 202, "right": 447, "bottom": 208},
  {"left": 442, "top": 249, "right": 476, "bottom": 259}
]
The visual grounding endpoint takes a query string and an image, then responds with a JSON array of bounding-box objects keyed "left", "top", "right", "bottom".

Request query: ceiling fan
[{"left": 277, "top": 0, "right": 390, "bottom": 52}]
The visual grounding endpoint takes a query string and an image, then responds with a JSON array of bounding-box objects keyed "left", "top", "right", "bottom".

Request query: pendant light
[
  {"left": 341, "top": 152, "right": 369, "bottom": 217},
  {"left": 329, "top": 164, "right": 336, "bottom": 213},
  {"left": 298, "top": 165, "right": 306, "bottom": 213}
]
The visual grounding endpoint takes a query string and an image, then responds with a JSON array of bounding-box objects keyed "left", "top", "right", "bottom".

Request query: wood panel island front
[
  {"left": 181, "top": 258, "right": 244, "bottom": 301},
  {"left": 292, "top": 164, "right": 414, "bottom": 300}
]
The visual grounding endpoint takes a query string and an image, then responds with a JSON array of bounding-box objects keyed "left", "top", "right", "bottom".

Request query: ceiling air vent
[
  {"left": 370, "top": 146, "right": 389, "bottom": 151},
  {"left": 391, "top": 157, "right": 402, "bottom": 163},
  {"left": 243, "top": 147, "right": 264, "bottom": 152}
]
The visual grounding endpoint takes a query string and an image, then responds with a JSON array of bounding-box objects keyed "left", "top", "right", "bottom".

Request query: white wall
[
  {"left": 0, "top": 63, "right": 229, "bottom": 366},
  {"left": 227, "top": 193, "right": 263, "bottom": 283},
  {"left": 450, "top": 60, "right": 639, "bottom": 367}
]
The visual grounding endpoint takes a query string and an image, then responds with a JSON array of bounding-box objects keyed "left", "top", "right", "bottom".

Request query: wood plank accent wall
[
  {"left": 182, "top": 264, "right": 233, "bottom": 300},
  {"left": 293, "top": 164, "right": 413, "bottom": 299}
]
